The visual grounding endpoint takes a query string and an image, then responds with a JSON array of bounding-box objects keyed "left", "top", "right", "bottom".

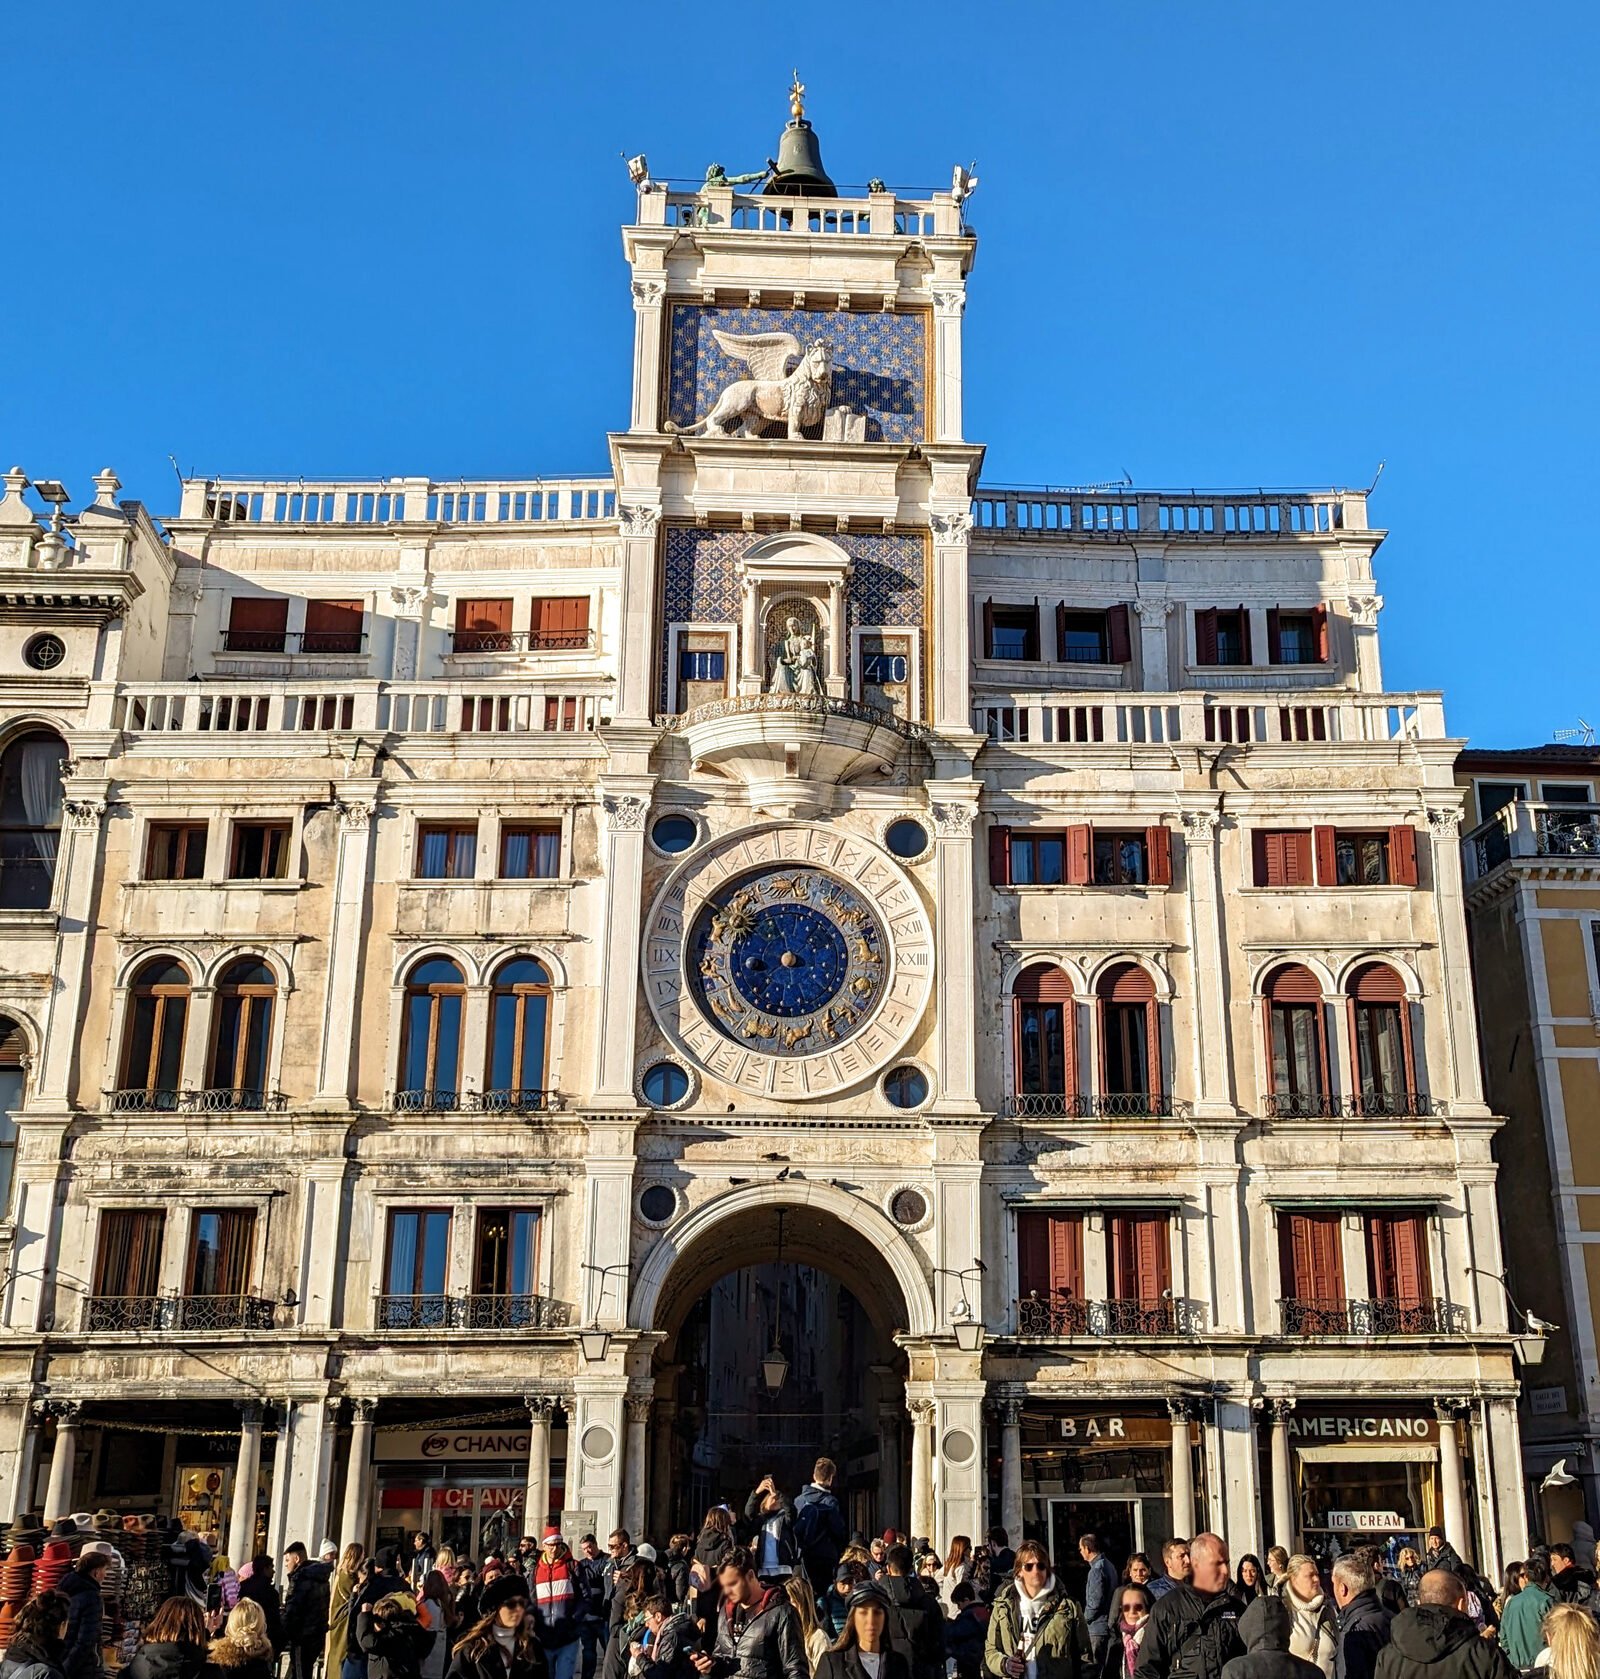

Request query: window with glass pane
[
  {"left": 1093, "top": 833, "right": 1148, "bottom": 886},
  {"left": 0, "top": 729, "right": 66, "bottom": 909},
  {"left": 399, "top": 959, "right": 465, "bottom": 1104},
  {"left": 1017, "top": 1001, "right": 1066, "bottom": 1095},
  {"left": 1103, "top": 1004, "right": 1150, "bottom": 1096},
  {"left": 416, "top": 825, "right": 477, "bottom": 880},
  {"left": 145, "top": 823, "right": 207, "bottom": 881},
  {"left": 93, "top": 1209, "right": 165, "bottom": 1297},
  {"left": 679, "top": 649, "right": 726, "bottom": 683},
  {"left": 1270, "top": 1004, "right": 1322, "bottom": 1096},
  {"left": 186, "top": 1208, "right": 255, "bottom": 1296},
  {"left": 1355, "top": 1002, "right": 1407, "bottom": 1099},
  {"left": 1010, "top": 834, "right": 1065, "bottom": 886},
  {"left": 1276, "top": 614, "right": 1315, "bottom": 663},
  {"left": 0, "top": 1025, "right": 20, "bottom": 1225},
  {"left": 474, "top": 1208, "right": 540, "bottom": 1296},
  {"left": 383, "top": 1209, "right": 451, "bottom": 1326},
  {"left": 1214, "top": 610, "right": 1247, "bottom": 665},
  {"left": 120, "top": 959, "right": 190, "bottom": 1106},
  {"left": 1059, "top": 611, "right": 1108, "bottom": 663},
  {"left": 1335, "top": 834, "right": 1390, "bottom": 885},
  {"left": 209, "top": 960, "right": 275, "bottom": 1104},
  {"left": 486, "top": 959, "right": 551, "bottom": 1103},
  {"left": 987, "top": 607, "right": 1037, "bottom": 662},
  {"left": 499, "top": 825, "right": 561, "bottom": 880},
  {"left": 229, "top": 822, "right": 292, "bottom": 880}
]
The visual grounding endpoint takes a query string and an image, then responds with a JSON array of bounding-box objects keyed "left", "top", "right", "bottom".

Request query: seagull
[
  {"left": 1543, "top": 1459, "right": 1577, "bottom": 1492},
  {"left": 1527, "top": 1313, "right": 1562, "bottom": 1335}
]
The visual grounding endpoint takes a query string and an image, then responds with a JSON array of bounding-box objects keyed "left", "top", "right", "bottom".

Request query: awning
[{"left": 1297, "top": 1443, "right": 1437, "bottom": 1463}]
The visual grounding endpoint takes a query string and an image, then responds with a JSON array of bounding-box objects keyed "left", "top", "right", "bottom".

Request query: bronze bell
[{"left": 765, "top": 118, "right": 837, "bottom": 198}]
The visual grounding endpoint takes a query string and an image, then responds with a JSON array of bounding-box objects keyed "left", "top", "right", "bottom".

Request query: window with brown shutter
[
  {"left": 226, "top": 596, "right": 289, "bottom": 653},
  {"left": 1066, "top": 824, "right": 1091, "bottom": 886},
  {"left": 531, "top": 596, "right": 591, "bottom": 650},
  {"left": 454, "top": 597, "right": 513, "bottom": 652},
  {"left": 1389, "top": 825, "right": 1418, "bottom": 886},
  {"left": 1279, "top": 1210, "right": 1346, "bottom": 1332},
  {"left": 1195, "top": 608, "right": 1219, "bottom": 666},
  {"left": 1146, "top": 826, "right": 1172, "bottom": 887},
  {"left": 1366, "top": 1211, "right": 1432, "bottom": 1314},
  {"left": 1200, "top": 606, "right": 1251, "bottom": 665},
  {"left": 989, "top": 824, "right": 1011, "bottom": 886},
  {"left": 1016, "top": 1210, "right": 1085, "bottom": 1332},
  {"left": 303, "top": 598, "right": 364, "bottom": 653},
  {"left": 1107, "top": 604, "right": 1132, "bottom": 665},
  {"left": 1253, "top": 830, "right": 1314, "bottom": 886},
  {"left": 1108, "top": 1213, "right": 1171, "bottom": 1302}
]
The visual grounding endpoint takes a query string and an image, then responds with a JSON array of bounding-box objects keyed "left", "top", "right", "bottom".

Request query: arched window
[
  {"left": 1348, "top": 963, "right": 1418, "bottom": 1116},
  {"left": 1262, "top": 964, "right": 1330, "bottom": 1117},
  {"left": 208, "top": 959, "right": 276, "bottom": 1110},
  {"left": 117, "top": 958, "right": 190, "bottom": 1110},
  {"left": 1096, "top": 963, "right": 1164, "bottom": 1114},
  {"left": 0, "top": 730, "right": 67, "bottom": 909},
  {"left": 0, "top": 1015, "right": 25, "bottom": 1218},
  {"left": 398, "top": 957, "right": 466, "bottom": 1110},
  {"left": 1011, "top": 963, "right": 1074, "bottom": 1116},
  {"left": 485, "top": 957, "right": 552, "bottom": 1111}
]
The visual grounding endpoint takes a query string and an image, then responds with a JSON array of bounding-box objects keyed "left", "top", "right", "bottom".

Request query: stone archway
[{"left": 631, "top": 1182, "right": 934, "bottom": 1538}]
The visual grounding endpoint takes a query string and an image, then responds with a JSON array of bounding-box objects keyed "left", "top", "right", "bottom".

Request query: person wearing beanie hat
[{"left": 534, "top": 1528, "right": 581, "bottom": 1679}]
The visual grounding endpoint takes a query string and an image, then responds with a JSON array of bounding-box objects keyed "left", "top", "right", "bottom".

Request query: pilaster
[{"left": 311, "top": 785, "right": 379, "bottom": 1109}]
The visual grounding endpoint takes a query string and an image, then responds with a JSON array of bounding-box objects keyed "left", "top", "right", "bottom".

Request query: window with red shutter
[
  {"left": 1313, "top": 826, "right": 1338, "bottom": 886},
  {"left": 1389, "top": 825, "right": 1419, "bottom": 886},
  {"left": 1145, "top": 826, "right": 1172, "bottom": 887},
  {"left": 1312, "top": 604, "right": 1330, "bottom": 664},
  {"left": 1016, "top": 1211, "right": 1084, "bottom": 1332},
  {"left": 1254, "top": 831, "right": 1313, "bottom": 887},
  {"left": 1195, "top": 608, "right": 1219, "bottom": 666},
  {"left": 455, "top": 598, "right": 513, "bottom": 652},
  {"left": 1279, "top": 1210, "right": 1346, "bottom": 1332},
  {"left": 989, "top": 824, "right": 1011, "bottom": 886},
  {"left": 531, "top": 596, "right": 591, "bottom": 650},
  {"left": 303, "top": 598, "right": 363, "bottom": 653},
  {"left": 1066, "top": 825, "right": 1091, "bottom": 886},
  {"left": 1107, "top": 604, "right": 1132, "bottom": 665},
  {"left": 1366, "top": 1211, "right": 1432, "bottom": 1327},
  {"left": 226, "top": 596, "right": 289, "bottom": 653}
]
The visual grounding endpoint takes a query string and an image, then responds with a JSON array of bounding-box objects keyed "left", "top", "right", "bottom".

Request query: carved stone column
[
  {"left": 1348, "top": 594, "right": 1384, "bottom": 690},
  {"left": 1436, "top": 1400, "right": 1471, "bottom": 1562},
  {"left": 1426, "top": 805, "right": 1488, "bottom": 1112},
  {"left": 592, "top": 791, "right": 652, "bottom": 1103},
  {"left": 928, "top": 511, "right": 973, "bottom": 733},
  {"left": 339, "top": 1399, "right": 377, "bottom": 1551},
  {"left": 930, "top": 288, "right": 967, "bottom": 444},
  {"left": 996, "top": 1395, "right": 1024, "bottom": 1547},
  {"left": 1167, "top": 1399, "right": 1196, "bottom": 1538},
  {"left": 312, "top": 787, "right": 380, "bottom": 1110},
  {"left": 40, "top": 1402, "right": 81, "bottom": 1520},
  {"left": 524, "top": 1396, "right": 555, "bottom": 1540},
  {"left": 229, "top": 1402, "right": 265, "bottom": 1561},
  {"left": 1180, "top": 809, "right": 1235, "bottom": 1122},
  {"left": 622, "top": 1394, "right": 652, "bottom": 1539},
  {"left": 929, "top": 797, "right": 979, "bottom": 1109},
  {"left": 1134, "top": 598, "right": 1173, "bottom": 691},
  {"left": 908, "top": 1399, "right": 935, "bottom": 1545},
  {"left": 876, "top": 1403, "right": 902, "bottom": 1533},
  {"left": 628, "top": 278, "right": 667, "bottom": 434},
  {"left": 389, "top": 586, "right": 439, "bottom": 681},
  {"left": 1264, "top": 1398, "right": 1296, "bottom": 1552}
]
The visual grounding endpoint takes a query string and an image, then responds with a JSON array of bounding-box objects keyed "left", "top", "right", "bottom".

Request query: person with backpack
[{"left": 794, "top": 1464, "right": 848, "bottom": 1607}]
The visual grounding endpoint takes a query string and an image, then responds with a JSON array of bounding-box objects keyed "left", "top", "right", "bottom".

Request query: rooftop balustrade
[
  {"left": 178, "top": 477, "right": 617, "bottom": 528},
  {"left": 971, "top": 487, "right": 1369, "bottom": 538}
]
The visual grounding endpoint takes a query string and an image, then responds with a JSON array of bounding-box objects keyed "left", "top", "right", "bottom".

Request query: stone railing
[
  {"left": 644, "top": 185, "right": 955, "bottom": 240},
  {"left": 1465, "top": 802, "right": 1600, "bottom": 883},
  {"left": 975, "top": 691, "right": 1445, "bottom": 748},
  {"left": 972, "top": 487, "right": 1368, "bottom": 538},
  {"left": 657, "top": 691, "right": 931, "bottom": 741},
  {"left": 111, "top": 681, "right": 611, "bottom": 739},
  {"left": 178, "top": 477, "right": 616, "bottom": 527}
]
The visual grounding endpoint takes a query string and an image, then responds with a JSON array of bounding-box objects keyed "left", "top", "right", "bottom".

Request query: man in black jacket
[
  {"left": 1331, "top": 1554, "right": 1393, "bottom": 1679},
  {"left": 283, "top": 1543, "right": 334, "bottom": 1679},
  {"left": 60, "top": 1551, "right": 111, "bottom": 1679},
  {"left": 690, "top": 1549, "right": 808, "bottom": 1679},
  {"left": 881, "top": 1546, "right": 945, "bottom": 1679},
  {"left": 1373, "top": 1571, "right": 1517, "bottom": 1679},
  {"left": 1136, "top": 1534, "right": 1244, "bottom": 1679},
  {"left": 1220, "top": 1596, "right": 1323, "bottom": 1679},
  {"left": 1548, "top": 1544, "right": 1598, "bottom": 1609},
  {"left": 793, "top": 1459, "right": 848, "bottom": 1598},
  {"left": 347, "top": 1545, "right": 408, "bottom": 1676}
]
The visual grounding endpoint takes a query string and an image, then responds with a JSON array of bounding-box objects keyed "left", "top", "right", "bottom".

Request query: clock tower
[{"left": 576, "top": 93, "right": 988, "bottom": 1543}]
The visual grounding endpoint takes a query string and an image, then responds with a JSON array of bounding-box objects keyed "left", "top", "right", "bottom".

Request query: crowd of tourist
[{"left": 30, "top": 1461, "right": 1600, "bottom": 1679}]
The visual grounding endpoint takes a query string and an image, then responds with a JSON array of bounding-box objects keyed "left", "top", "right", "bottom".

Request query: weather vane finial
[{"left": 789, "top": 70, "right": 806, "bottom": 122}]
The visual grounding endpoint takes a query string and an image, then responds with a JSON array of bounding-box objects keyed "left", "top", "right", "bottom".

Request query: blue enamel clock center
[{"left": 689, "top": 866, "right": 888, "bottom": 1056}]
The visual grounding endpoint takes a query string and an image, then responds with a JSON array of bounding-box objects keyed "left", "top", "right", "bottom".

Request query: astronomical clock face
[{"left": 642, "top": 825, "right": 935, "bottom": 1100}]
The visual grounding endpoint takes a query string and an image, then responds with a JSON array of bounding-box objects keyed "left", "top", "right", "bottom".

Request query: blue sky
[{"left": 6, "top": 1, "right": 1594, "bottom": 747}]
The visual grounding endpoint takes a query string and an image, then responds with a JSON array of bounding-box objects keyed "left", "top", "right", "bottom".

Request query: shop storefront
[
  {"left": 1004, "top": 1404, "right": 1199, "bottom": 1587},
  {"left": 374, "top": 1422, "right": 567, "bottom": 1556},
  {"left": 1284, "top": 1406, "right": 1455, "bottom": 1561}
]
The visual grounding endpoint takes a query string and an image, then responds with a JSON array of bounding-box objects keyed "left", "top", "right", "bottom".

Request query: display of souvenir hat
[
  {"left": 3, "top": 1517, "right": 45, "bottom": 1546},
  {"left": 93, "top": 1511, "right": 120, "bottom": 1531},
  {"left": 0, "top": 1601, "right": 16, "bottom": 1651},
  {"left": 46, "top": 1520, "right": 76, "bottom": 1541},
  {"left": 0, "top": 1550, "right": 32, "bottom": 1605},
  {"left": 69, "top": 1514, "right": 94, "bottom": 1534}
]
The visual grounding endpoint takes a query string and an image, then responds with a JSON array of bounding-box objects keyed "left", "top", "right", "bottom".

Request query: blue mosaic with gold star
[{"left": 666, "top": 306, "right": 928, "bottom": 442}]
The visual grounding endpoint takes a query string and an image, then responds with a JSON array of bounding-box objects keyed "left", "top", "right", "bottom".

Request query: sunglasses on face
[
  {"left": 1020, "top": 1563, "right": 1048, "bottom": 1574},
  {"left": 503, "top": 1599, "right": 528, "bottom": 1611}
]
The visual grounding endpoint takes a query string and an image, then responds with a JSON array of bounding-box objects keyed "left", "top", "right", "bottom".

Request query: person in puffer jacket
[
  {"left": 59, "top": 1553, "right": 111, "bottom": 1679},
  {"left": 1373, "top": 1574, "right": 1517, "bottom": 1679},
  {"left": 534, "top": 1530, "right": 583, "bottom": 1679}
]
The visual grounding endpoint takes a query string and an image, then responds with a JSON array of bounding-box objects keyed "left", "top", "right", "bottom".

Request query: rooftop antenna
[{"left": 1554, "top": 720, "right": 1595, "bottom": 747}]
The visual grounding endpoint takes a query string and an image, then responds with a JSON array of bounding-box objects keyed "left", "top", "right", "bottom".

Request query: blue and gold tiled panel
[
  {"left": 666, "top": 306, "right": 928, "bottom": 444},
  {"left": 659, "top": 526, "right": 928, "bottom": 710}
]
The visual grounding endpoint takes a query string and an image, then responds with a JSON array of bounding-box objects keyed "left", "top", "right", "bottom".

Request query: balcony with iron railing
[
  {"left": 1000, "top": 1091, "right": 1180, "bottom": 1119},
  {"left": 390, "top": 1088, "right": 560, "bottom": 1115},
  {"left": 1015, "top": 1294, "right": 1205, "bottom": 1338},
  {"left": 1279, "top": 1297, "right": 1468, "bottom": 1337},
  {"left": 376, "top": 1292, "right": 571, "bottom": 1331},
  {"left": 221, "top": 629, "right": 369, "bottom": 655},
  {"left": 1466, "top": 801, "right": 1600, "bottom": 883},
  {"left": 447, "top": 629, "right": 596, "bottom": 656},
  {"left": 1262, "top": 1090, "right": 1434, "bottom": 1119},
  {"left": 81, "top": 1293, "right": 280, "bottom": 1332},
  {"left": 107, "top": 1088, "right": 287, "bottom": 1114}
]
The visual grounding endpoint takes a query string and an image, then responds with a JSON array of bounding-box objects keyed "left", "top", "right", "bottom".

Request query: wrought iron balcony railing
[
  {"left": 1001, "top": 1091, "right": 1179, "bottom": 1119},
  {"left": 108, "top": 1088, "right": 286, "bottom": 1113},
  {"left": 391, "top": 1088, "right": 559, "bottom": 1114},
  {"left": 82, "top": 1292, "right": 282, "bottom": 1332},
  {"left": 449, "top": 629, "right": 596, "bottom": 655},
  {"left": 1263, "top": 1091, "right": 1341, "bottom": 1119},
  {"left": 1262, "top": 1091, "right": 1433, "bottom": 1119},
  {"left": 377, "top": 1292, "right": 571, "bottom": 1331},
  {"left": 1279, "top": 1297, "right": 1468, "bottom": 1337},
  {"left": 222, "top": 630, "right": 368, "bottom": 655},
  {"left": 81, "top": 1294, "right": 164, "bottom": 1332},
  {"left": 175, "top": 1294, "right": 279, "bottom": 1331},
  {"left": 1015, "top": 1295, "right": 1204, "bottom": 1338}
]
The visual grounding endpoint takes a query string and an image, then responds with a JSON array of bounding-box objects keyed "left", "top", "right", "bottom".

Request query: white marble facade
[{"left": 0, "top": 154, "right": 1527, "bottom": 1573}]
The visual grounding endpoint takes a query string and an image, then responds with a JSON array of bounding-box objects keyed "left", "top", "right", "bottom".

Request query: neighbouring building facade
[
  {"left": 0, "top": 100, "right": 1529, "bottom": 1572},
  {"left": 1458, "top": 746, "right": 1600, "bottom": 1542}
]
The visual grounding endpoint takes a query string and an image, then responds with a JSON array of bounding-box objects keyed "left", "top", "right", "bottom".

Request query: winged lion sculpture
[{"left": 668, "top": 330, "right": 833, "bottom": 440}]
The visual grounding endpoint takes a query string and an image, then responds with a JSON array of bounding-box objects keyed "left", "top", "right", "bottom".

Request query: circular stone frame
[
  {"left": 885, "top": 1184, "right": 933, "bottom": 1233},
  {"left": 640, "top": 822, "right": 935, "bottom": 1101},
  {"left": 880, "top": 815, "right": 933, "bottom": 864}
]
